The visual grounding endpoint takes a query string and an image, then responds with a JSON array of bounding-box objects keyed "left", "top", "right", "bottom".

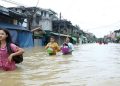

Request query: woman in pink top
[{"left": 0, "top": 28, "right": 24, "bottom": 71}]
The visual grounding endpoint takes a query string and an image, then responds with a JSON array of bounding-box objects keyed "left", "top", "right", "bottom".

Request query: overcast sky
[{"left": 1, "top": 0, "right": 120, "bottom": 37}]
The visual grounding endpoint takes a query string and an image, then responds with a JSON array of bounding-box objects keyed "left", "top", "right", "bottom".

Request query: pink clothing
[{"left": 0, "top": 43, "right": 18, "bottom": 71}]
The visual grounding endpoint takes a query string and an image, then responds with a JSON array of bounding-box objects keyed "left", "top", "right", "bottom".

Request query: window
[
  {"left": 0, "top": 15, "right": 13, "bottom": 24},
  {"left": 36, "top": 15, "right": 41, "bottom": 24}
]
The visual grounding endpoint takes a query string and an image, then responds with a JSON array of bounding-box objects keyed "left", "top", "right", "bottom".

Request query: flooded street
[{"left": 1, "top": 43, "right": 120, "bottom": 86}]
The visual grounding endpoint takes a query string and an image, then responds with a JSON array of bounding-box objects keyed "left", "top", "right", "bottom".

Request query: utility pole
[{"left": 58, "top": 12, "right": 61, "bottom": 44}]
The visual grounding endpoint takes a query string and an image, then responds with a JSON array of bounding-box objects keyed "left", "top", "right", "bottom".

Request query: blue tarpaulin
[
  {"left": 18, "top": 31, "right": 33, "bottom": 47},
  {"left": 0, "top": 22, "right": 33, "bottom": 48}
]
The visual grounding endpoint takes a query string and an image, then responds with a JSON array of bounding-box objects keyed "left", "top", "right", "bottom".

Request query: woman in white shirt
[{"left": 61, "top": 37, "right": 74, "bottom": 55}]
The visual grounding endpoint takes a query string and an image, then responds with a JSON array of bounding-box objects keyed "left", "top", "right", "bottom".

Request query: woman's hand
[{"left": 8, "top": 54, "right": 14, "bottom": 62}]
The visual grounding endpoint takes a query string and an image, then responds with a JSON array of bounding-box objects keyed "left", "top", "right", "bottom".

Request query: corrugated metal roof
[{"left": 0, "top": 22, "right": 29, "bottom": 31}]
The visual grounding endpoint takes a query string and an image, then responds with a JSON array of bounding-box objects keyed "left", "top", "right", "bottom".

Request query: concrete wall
[{"left": 39, "top": 20, "right": 52, "bottom": 31}]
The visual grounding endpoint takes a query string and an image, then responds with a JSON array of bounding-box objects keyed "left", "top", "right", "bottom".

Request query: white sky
[{"left": 1, "top": 0, "right": 120, "bottom": 37}]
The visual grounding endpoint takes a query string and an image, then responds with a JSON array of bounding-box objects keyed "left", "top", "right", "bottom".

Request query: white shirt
[{"left": 68, "top": 43, "right": 74, "bottom": 51}]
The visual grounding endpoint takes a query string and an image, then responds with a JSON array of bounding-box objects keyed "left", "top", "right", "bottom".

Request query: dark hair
[
  {"left": 0, "top": 28, "right": 13, "bottom": 54},
  {"left": 0, "top": 28, "right": 12, "bottom": 43},
  {"left": 66, "top": 37, "right": 70, "bottom": 39},
  {"left": 63, "top": 43, "right": 68, "bottom": 46},
  {"left": 49, "top": 36, "right": 56, "bottom": 41},
  {"left": 50, "top": 36, "right": 55, "bottom": 39}
]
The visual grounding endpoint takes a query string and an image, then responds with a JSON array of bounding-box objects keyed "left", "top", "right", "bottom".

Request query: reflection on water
[{"left": 1, "top": 43, "right": 120, "bottom": 86}]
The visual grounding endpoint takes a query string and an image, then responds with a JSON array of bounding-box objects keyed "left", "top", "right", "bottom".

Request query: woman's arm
[
  {"left": 10, "top": 48, "right": 24, "bottom": 57},
  {"left": 45, "top": 43, "right": 50, "bottom": 49},
  {"left": 8, "top": 44, "right": 24, "bottom": 62},
  {"left": 56, "top": 43, "right": 60, "bottom": 52}
]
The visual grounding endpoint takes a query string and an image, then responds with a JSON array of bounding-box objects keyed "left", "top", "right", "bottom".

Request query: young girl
[
  {"left": 45, "top": 36, "right": 60, "bottom": 55},
  {"left": 0, "top": 28, "right": 24, "bottom": 71}
]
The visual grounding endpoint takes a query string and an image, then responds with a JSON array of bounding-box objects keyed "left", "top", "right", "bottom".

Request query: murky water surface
[{"left": 1, "top": 43, "right": 120, "bottom": 86}]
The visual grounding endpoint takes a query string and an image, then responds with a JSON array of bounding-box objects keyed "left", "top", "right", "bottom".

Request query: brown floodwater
[{"left": 0, "top": 43, "right": 120, "bottom": 86}]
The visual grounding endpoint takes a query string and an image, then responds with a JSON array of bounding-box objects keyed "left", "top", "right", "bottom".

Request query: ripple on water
[{"left": 1, "top": 44, "right": 120, "bottom": 86}]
